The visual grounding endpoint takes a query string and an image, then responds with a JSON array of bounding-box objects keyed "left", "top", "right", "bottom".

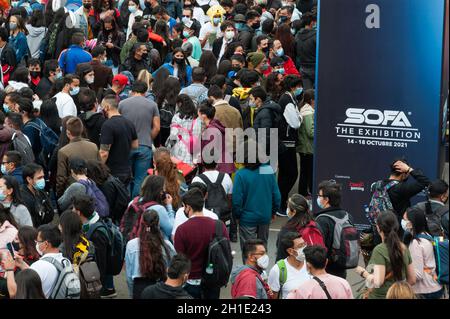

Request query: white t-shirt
[
  {"left": 268, "top": 258, "right": 311, "bottom": 299},
  {"left": 30, "top": 252, "right": 62, "bottom": 298},
  {"left": 171, "top": 207, "right": 218, "bottom": 238},
  {"left": 191, "top": 170, "right": 233, "bottom": 195},
  {"left": 199, "top": 22, "right": 222, "bottom": 51},
  {"left": 54, "top": 92, "right": 77, "bottom": 118}
]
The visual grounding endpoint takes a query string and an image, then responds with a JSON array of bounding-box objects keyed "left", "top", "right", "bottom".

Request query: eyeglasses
[
  {"left": 1, "top": 161, "right": 11, "bottom": 165},
  {"left": 35, "top": 240, "right": 45, "bottom": 244},
  {"left": 252, "top": 252, "right": 266, "bottom": 256}
]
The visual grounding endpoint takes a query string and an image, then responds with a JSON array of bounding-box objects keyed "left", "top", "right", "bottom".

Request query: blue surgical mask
[
  {"left": 33, "top": 178, "right": 46, "bottom": 191},
  {"left": 276, "top": 48, "right": 284, "bottom": 57},
  {"left": 55, "top": 71, "right": 63, "bottom": 79},
  {"left": 317, "top": 197, "right": 325, "bottom": 209},
  {"left": 235, "top": 23, "right": 244, "bottom": 31},
  {"left": 183, "top": 31, "right": 190, "bottom": 38},
  {"left": 3, "top": 104, "right": 10, "bottom": 114},
  {"left": 1, "top": 164, "right": 7, "bottom": 175},
  {"left": 70, "top": 87, "right": 80, "bottom": 96},
  {"left": 213, "top": 17, "right": 221, "bottom": 25},
  {"left": 0, "top": 191, "right": 6, "bottom": 202},
  {"left": 294, "top": 87, "right": 303, "bottom": 97},
  {"left": 129, "top": 5, "right": 137, "bottom": 13},
  {"left": 276, "top": 68, "right": 285, "bottom": 75}
]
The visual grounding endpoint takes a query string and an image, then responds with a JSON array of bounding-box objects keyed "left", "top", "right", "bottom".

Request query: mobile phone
[
  {"left": 6, "top": 242, "right": 15, "bottom": 260},
  {"left": 160, "top": 191, "right": 168, "bottom": 202}
]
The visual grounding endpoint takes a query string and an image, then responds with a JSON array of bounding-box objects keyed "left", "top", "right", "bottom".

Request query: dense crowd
[{"left": 0, "top": 0, "right": 448, "bottom": 300}]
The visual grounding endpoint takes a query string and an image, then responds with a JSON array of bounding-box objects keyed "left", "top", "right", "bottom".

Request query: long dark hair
[
  {"left": 285, "top": 194, "right": 313, "bottom": 230},
  {"left": 1, "top": 176, "right": 24, "bottom": 206},
  {"left": 265, "top": 72, "right": 283, "bottom": 103},
  {"left": 152, "top": 67, "right": 170, "bottom": 99},
  {"left": 86, "top": 160, "right": 111, "bottom": 186},
  {"left": 157, "top": 76, "right": 180, "bottom": 109},
  {"left": 176, "top": 94, "right": 196, "bottom": 119},
  {"left": 199, "top": 51, "right": 218, "bottom": 86},
  {"left": 30, "top": 9, "right": 45, "bottom": 28},
  {"left": 403, "top": 207, "right": 430, "bottom": 246},
  {"left": 101, "top": 16, "right": 119, "bottom": 39},
  {"left": 171, "top": 48, "right": 188, "bottom": 87},
  {"left": 275, "top": 24, "right": 295, "bottom": 58},
  {"left": 138, "top": 210, "right": 170, "bottom": 281},
  {"left": 59, "top": 210, "right": 83, "bottom": 262},
  {"left": 39, "top": 98, "right": 61, "bottom": 136},
  {"left": 93, "top": 0, "right": 115, "bottom": 13},
  {"left": 155, "top": 153, "right": 180, "bottom": 209},
  {"left": 0, "top": 203, "right": 18, "bottom": 229},
  {"left": 376, "top": 211, "right": 406, "bottom": 281},
  {"left": 15, "top": 269, "right": 46, "bottom": 299},
  {"left": 18, "top": 226, "right": 39, "bottom": 262},
  {"left": 141, "top": 175, "right": 165, "bottom": 204}
]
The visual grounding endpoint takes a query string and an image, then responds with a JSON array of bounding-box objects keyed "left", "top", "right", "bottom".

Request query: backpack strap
[
  {"left": 215, "top": 220, "right": 223, "bottom": 239},
  {"left": 198, "top": 173, "right": 213, "bottom": 187},
  {"left": 312, "top": 276, "right": 332, "bottom": 299},
  {"left": 41, "top": 256, "right": 68, "bottom": 299},
  {"left": 276, "top": 259, "right": 287, "bottom": 299},
  {"left": 385, "top": 180, "right": 399, "bottom": 190},
  {"left": 86, "top": 222, "right": 110, "bottom": 243},
  {"left": 216, "top": 172, "right": 225, "bottom": 186}
]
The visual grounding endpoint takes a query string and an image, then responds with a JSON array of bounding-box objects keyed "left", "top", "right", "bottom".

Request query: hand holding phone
[{"left": 6, "top": 242, "right": 15, "bottom": 260}]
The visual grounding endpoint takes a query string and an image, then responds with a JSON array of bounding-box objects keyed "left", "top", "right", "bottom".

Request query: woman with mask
[
  {"left": 125, "top": 0, "right": 143, "bottom": 40},
  {"left": 125, "top": 210, "right": 176, "bottom": 298},
  {"left": 276, "top": 194, "right": 324, "bottom": 260},
  {"left": 0, "top": 176, "right": 32, "bottom": 227},
  {"left": 153, "top": 48, "right": 192, "bottom": 88},
  {"left": 16, "top": 225, "right": 40, "bottom": 266},
  {"left": 402, "top": 207, "right": 444, "bottom": 299},
  {"left": 0, "top": 204, "right": 18, "bottom": 249},
  {"left": 8, "top": 15, "right": 29, "bottom": 66},
  {"left": 97, "top": 16, "right": 126, "bottom": 73},
  {"left": 90, "top": 0, "right": 121, "bottom": 38},
  {"left": 76, "top": 63, "right": 95, "bottom": 89},
  {"left": 268, "top": 232, "right": 311, "bottom": 299},
  {"left": 355, "top": 211, "right": 416, "bottom": 299}
]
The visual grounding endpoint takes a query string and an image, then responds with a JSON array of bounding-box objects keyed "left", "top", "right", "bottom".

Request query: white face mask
[
  {"left": 86, "top": 76, "right": 95, "bottom": 84},
  {"left": 35, "top": 242, "right": 44, "bottom": 256},
  {"left": 256, "top": 254, "right": 269, "bottom": 270},
  {"left": 295, "top": 247, "right": 306, "bottom": 262},
  {"left": 401, "top": 219, "right": 411, "bottom": 232},
  {"left": 286, "top": 207, "right": 294, "bottom": 219}
]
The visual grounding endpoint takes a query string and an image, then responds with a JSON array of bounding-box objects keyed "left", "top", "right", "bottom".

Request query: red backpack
[
  {"left": 119, "top": 197, "right": 158, "bottom": 242},
  {"left": 297, "top": 221, "right": 327, "bottom": 250}
]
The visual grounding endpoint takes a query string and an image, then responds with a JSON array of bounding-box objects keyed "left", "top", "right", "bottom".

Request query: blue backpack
[
  {"left": 26, "top": 119, "right": 58, "bottom": 162},
  {"left": 78, "top": 179, "right": 110, "bottom": 218},
  {"left": 417, "top": 234, "right": 449, "bottom": 285}
]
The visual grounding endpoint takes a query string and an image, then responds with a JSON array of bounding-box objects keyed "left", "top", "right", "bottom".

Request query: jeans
[
  {"left": 239, "top": 224, "right": 270, "bottom": 264},
  {"left": 129, "top": 145, "right": 152, "bottom": 198},
  {"left": 184, "top": 283, "right": 221, "bottom": 299},
  {"left": 104, "top": 275, "right": 115, "bottom": 290}
]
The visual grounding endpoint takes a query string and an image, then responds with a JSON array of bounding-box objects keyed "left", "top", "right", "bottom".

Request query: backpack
[
  {"left": 10, "top": 131, "right": 35, "bottom": 165},
  {"left": 198, "top": 173, "right": 231, "bottom": 222},
  {"left": 202, "top": 220, "right": 233, "bottom": 288},
  {"left": 276, "top": 259, "right": 288, "bottom": 299},
  {"left": 26, "top": 119, "right": 58, "bottom": 167},
  {"left": 78, "top": 246, "right": 102, "bottom": 299},
  {"left": 317, "top": 212, "right": 359, "bottom": 269},
  {"left": 119, "top": 197, "right": 158, "bottom": 242},
  {"left": 109, "top": 176, "right": 130, "bottom": 225},
  {"left": 78, "top": 179, "right": 110, "bottom": 218},
  {"left": 41, "top": 256, "right": 81, "bottom": 299},
  {"left": 417, "top": 234, "right": 449, "bottom": 285},
  {"left": 160, "top": 103, "right": 175, "bottom": 129},
  {"left": 297, "top": 222, "right": 326, "bottom": 248},
  {"left": 367, "top": 180, "right": 399, "bottom": 225},
  {"left": 86, "top": 218, "right": 125, "bottom": 276},
  {"left": 442, "top": 212, "right": 449, "bottom": 239},
  {"left": 170, "top": 119, "right": 200, "bottom": 155},
  {"left": 424, "top": 202, "right": 449, "bottom": 237}
]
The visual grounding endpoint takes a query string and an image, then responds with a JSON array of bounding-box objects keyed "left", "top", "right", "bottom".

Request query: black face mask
[
  {"left": 262, "top": 46, "right": 269, "bottom": 53},
  {"left": 83, "top": 3, "right": 92, "bottom": 9},
  {"left": 251, "top": 21, "right": 261, "bottom": 30},
  {"left": 30, "top": 71, "right": 41, "bottom": 78},
  {"left": 174, "top": 57, "right": 184, "bottom": 65},
  {"left": 12, "top": 241, "right": 20, "bottom": 252}
]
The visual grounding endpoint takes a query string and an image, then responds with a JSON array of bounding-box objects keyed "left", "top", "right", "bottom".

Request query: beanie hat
[{"left": 247, "top": 52, "right": 265, "bottom": 68}]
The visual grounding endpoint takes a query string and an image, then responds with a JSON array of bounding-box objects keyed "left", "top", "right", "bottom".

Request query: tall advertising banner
[{"left": 314, "top": 0, "right": 449, "bottom": 229}]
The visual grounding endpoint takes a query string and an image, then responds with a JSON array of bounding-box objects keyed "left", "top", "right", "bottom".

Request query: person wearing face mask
[
  {"left": 141, "top": 254, "right": 193, "bottom": 299},
  {"left": 247, "top": 52, "right": 270, "bottom": 88},
  {"left": 276, "top": 194, "right": 324, "bottom": 260},
  {"left": 2, "top": 151, "right": 24, "bottom": 185},
  {"left": 19, "top": 163, "right": 54, "bottom": 227},
  {"left": 412, "top": 179, "right": 449, "bottom": 237},
  {"left": 231, "top": 239, "right": 274, "bottom": 299},
  {"left": 35, "top": 59, "right": 62, "bottom": 100},
  {"left": 27, "top": 58, "right": 42, "bottom": 92},
  {"left": 268, "top": 232, "right": 311, "bottom": 299},
  {"left": 237, "top": 10, "right": 261, "bottom": 51},
  {"left": 153, "top": 48, "right": 193, "bottom": 88},
  {"left": 174, "top": 188, "right": 230, "bottom": 299},
  {"left": 0, "top": 224, "right": 68, "bottom": 299},
  {"left": 53, "top": 74, "right": 79, "bottom": 118},
  {"left": 58, "top": 32, "right": 92, "bottom": 75},
  {"left": 212, "top": 21, "right": 237, "bottom": 63},
  {"left": 255, "top": 35, "right": 271, "bottom": 58},
  {"left": 0, "top": 176, "right": 32, "bottom": 228},
  {"left": 287, "top": 245, "right": 354, "bottom": 299},
  {"left": 182, "top": 19, "right": 202, "bottom": 62},
  {"left": 119, "top": 42, "right": 150, "bottom": 79},
  {"left": 74, "top": 0, "right": 95, "bottom": 40},
  {"left": 315, "top": 180, "right": 354, "bottom": 279},
  {"left": 294, "top": 11, "right": 317, "bottom": 89},
  {"left": 126, "top": 0, "right": 143, "bottom": 40},
  {"left": 402, "top": 207, "right": 444, "bottom": 299},
  {"left": 0, "top": 204, "right": 19, "bottom": 250},
  {"left": 0, "top": 26, "right": 18, "bottom": 87},
  {"left": 199, "top": 5, "right": 225, "bottom": 51},
  {"left": 87, "top": 45, "right": 113, "bottom": 93},
  {"left": 8, "top": 15, "right": 29, "bottom": 66},
  {"left": 269, "top": 40, "right": 300, "bottom": 76}
]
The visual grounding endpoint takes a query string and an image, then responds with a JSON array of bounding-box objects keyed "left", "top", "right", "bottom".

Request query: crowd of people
[{"left": 0, "top": 0, "right": 448, "bottom": 300}]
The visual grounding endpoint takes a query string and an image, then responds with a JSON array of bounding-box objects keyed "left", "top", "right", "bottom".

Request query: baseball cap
[
  {"left": 112, "top": 74, "right": 129, "bottom": 86},
  {"left": 234, "top": 14, "right": 246, "bottom": 23}
]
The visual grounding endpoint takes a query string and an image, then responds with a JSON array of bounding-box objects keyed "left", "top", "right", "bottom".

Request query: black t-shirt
[
  {"left": 100, "top": 115, "right": 137, "bottom": 176},
  {"left": 141, "top": 281, "right": 193, "bottom": 299}
]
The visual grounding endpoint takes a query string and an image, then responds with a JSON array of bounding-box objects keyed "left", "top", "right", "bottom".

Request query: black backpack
[
  {"left": 10, "top": 131, "right": 35, "bottom": 165},
  {"left": 424, "top": 202, "right": 449, "bottom": 237},
  {"left": 198, "top": 173, "right": 231, "bottom": 222},
  {"left": 160, "top": 103, "right": 175, "bottom": 129},
  {"left": 109, "top": 176, "right": 130, "bottom": 225},
  {"left": 202, "top": 220, "right": 233, "bottom": 288}
]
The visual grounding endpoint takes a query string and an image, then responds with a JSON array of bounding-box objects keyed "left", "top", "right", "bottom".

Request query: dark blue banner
[{"left": 314, "top": 0, "right": 449, "bottom": 228}]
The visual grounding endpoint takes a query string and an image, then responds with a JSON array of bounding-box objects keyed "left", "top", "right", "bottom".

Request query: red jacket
[{"left": 263, "top": 56, "right": 300, "bottom": 77}]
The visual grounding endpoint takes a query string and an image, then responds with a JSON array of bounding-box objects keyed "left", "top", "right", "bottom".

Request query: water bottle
[{"left": 206, "top": 263, "right": 214, "bottom": 274}]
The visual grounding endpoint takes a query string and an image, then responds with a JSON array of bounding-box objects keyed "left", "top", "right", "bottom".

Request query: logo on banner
[
  {"left": 335, "top": 107, "right": 421, "bottom": 149},
  {"left": 349, "top": 182, "right": 365, "bottom": 192}
]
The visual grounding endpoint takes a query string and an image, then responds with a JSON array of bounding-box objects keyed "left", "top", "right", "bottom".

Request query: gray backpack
[{"left": 41, "top": 256, "right": 81, "bottom": 299}]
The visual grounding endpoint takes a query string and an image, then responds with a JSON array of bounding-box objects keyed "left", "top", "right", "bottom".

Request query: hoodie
[
  {"left": 231, "top": 265, "right": 272, "bottom": 299},
  {"left": 26, "top": 25, "right": 47, "bottom": 59},
  {"left": 79, "top": 111, "right": 106, "bottom": 147},
  {"left": 141, "top": 281, "right": 193, "bottom": 299},
  {"left": 253, "top": 100, "right": 284, "bottom": 153},
  {"left": 202, "top": 119, "right": 235, "bottom": 174},
  {"left": 0, "top": 125, "right": 13, "bottom": 160}
]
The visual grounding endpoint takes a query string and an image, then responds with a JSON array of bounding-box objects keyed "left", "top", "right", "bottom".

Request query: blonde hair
[
  {"left": 386, "top": 282, "right": 417, "bottom": 299},
  {"left": 137, "top": 69, "right": 152, "bottom": 90}
]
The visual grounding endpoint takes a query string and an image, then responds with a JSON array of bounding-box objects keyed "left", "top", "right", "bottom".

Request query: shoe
[
  {"left": 276, "top": 211, "right": 288, "bottom": 217},
  {"left": 100, "top": 288, "right": 117, "bottom": 299}
]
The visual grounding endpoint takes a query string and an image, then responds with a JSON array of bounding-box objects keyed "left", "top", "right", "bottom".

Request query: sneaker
[
  {"left": 100, "top": 288, "right": 117, "bottom": 299},
  {"left": 276, "top": 210, "right": 288, "bottom": 217}
]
